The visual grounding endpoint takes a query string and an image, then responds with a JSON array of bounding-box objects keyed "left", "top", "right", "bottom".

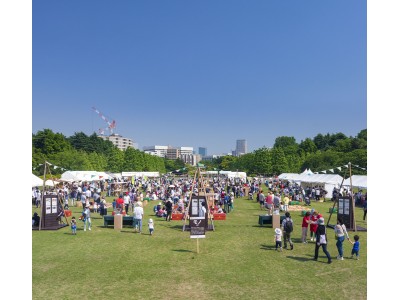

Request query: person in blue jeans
[{"left": 334, "top": 217, "right": 350, "bottom": 260}]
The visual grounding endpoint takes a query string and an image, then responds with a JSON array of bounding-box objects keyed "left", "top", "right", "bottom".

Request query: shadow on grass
[
  {"left": 260, "top": 244, "right": 279, "bottom": 251},
  {"left": 285, "top": 256, "right": 313, "bottom": 262},
  {"left": 172, "top": 249, "right": 194, "bottom": 253}
]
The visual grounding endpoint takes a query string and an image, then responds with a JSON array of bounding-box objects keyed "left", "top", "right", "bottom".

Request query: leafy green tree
[
  {"left": 299, "top": 138, "right": 317, "bottom": 154},
  {"left": 252, "top": 148, "right": 271, "bottom": 175},
  {"left": 271, "top": 148, "right": 289, "bottom": 175},
  {"left": 106, "top": 148, "right": 124, "bottom": 172},
  {"left": 33, "top": 129, "right": 72, "bottom": 155}
]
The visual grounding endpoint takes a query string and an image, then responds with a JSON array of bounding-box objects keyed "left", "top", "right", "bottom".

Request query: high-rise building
[
  {"left": 98, "top": 133, "right": 136, "bottom": 151},
  {"left": 236, "top": 139, "right": 247, "bottom": 156},
  {"left": 143, "top": 145, "right": 168, "bottom": 157},
  {"left": 198, "top": 147, "right": 207, "bottom": 157}
]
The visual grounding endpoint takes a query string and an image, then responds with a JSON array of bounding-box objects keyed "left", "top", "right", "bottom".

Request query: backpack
[{"left": 284, "top": 218, "right": 293, "bottom": 233}]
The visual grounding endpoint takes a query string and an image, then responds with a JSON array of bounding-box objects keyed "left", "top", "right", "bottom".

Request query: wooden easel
[
  {"left": 183, "top": 165, "right": 215, "bottom": 231},
  {"left": 39, "top": 161, "right": 69, "bottom": 230},
  {"left": 326, "top": 162, "right": 357, "bottom": 232}
]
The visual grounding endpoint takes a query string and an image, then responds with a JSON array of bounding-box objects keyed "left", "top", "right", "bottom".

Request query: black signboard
[
  {"left": 40, "top": 194, "right": 61, "bottom": 229},
  {"left": 337, "top": 196, "right": 354, "bottom": 230},
  {"left": 190, "top": 195, "right": 208, "bottom": 229},
  {"left": 190, "top": 217, "right": 206, "bottom": 238}
]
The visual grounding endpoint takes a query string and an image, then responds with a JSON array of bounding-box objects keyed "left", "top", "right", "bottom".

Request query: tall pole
[
  {"left": 39, "top": 161, "right": 47, "bottom": 231},
  {"left": 349, "top": 162, "right": 357, "bottom": 232}
]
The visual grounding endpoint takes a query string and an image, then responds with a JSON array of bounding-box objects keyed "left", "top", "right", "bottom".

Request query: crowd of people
[{"left": 32, "top": 175, "right": 365, "bottom": 262}]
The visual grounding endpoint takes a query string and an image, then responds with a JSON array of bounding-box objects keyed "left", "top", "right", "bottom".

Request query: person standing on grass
[
  {"left": 274, "top": 228, "right": 283, "bottom": 251},
  {"left": 83, "top": 205, "right": 92, "bottom": 231},
  {"left": 313, "top": 217, "right": 332, "bottom": 264},
  {"left": 258, "top": 189, "right": 265, "bottom": 210},
  {"left": 309, "top": 210, "right": 321, "bottom": 242},
  {"left": 265, "top": 192, "right": 274, "bottom": 216},
  {"left": 362, "top": 198, "right": 367, "bottom": 221},
  {"left": 334, "top": 217, "right": 350, "bottom": 260},
  {"left": 133, "top": 201, "right": 144, "bottom": 233},
  {"left": 71, "top": 216, "right": 77, "bottom": 235},
  {"left": 281, "top": 212, "right": 294, "bottom": 250},
  {"left": 301, "top": 211, "right": 311, "bottom": 243},
  {"left": 165, "top": 198, "right": 173, "bottom": 221}
]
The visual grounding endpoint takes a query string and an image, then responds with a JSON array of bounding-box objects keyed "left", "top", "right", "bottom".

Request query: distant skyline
[{"left": 32, "top": 0, "right": 366, "bottom": 154}]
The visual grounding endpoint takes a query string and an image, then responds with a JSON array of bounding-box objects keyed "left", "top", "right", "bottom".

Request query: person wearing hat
[
  {"left": 83, "top": 204, "right": 92, "bottom": 231},
  {"left": 313, "top": 217, "right": 332, "bottom": 264},
  {"left": 133, "top": 201, "right": 144, "bottom": 233},
  {"left": 165, "top": 198, "right": 173, "bottom": 221},
  {"left": 274, "top": 228, "right": 283, "bottom": 251}
]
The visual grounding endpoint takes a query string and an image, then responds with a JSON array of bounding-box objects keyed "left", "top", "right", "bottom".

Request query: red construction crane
[{"left": 92, "top": 106, "right": 117, "bottom": 135}]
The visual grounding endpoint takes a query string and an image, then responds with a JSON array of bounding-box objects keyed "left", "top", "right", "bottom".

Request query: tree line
[{"left": 32, "top": 129, "right": 367, "bottom": 177}]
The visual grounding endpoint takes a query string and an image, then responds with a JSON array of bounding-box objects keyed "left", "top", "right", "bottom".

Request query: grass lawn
[{"left": 32, "top": 189, "right": 367, "bottom": 300}]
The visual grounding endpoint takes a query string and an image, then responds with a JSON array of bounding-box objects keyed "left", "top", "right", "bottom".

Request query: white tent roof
[
  {"left": 45, "top": 179, "right": 59, "bottom": 187},
  {"left": 32, "top": 174, "right": 43, "bottom": 187},
  {"left": 61, "top": 171, "right": 102, "bottom": 181},
  {"left": 122, "top": 172, "right": 160, "bottom": 178},
  {"left": 343, "top": 175, "right": 367, "bottom": 189},
  {"left": 278, "top": 173, "right": 343, "bottom": 185}
]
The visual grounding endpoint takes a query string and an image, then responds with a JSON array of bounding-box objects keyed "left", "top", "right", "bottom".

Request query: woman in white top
[{"left": 334, "top": 217, "right": 350, "bottom": 260}]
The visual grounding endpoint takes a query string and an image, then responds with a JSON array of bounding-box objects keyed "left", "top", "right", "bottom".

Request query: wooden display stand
[
  {"left": 114, "top": 214, "right": 123, "bottom": 230},
  {"left": 272, "top": 214, "right": 281, "bottom": 229}
]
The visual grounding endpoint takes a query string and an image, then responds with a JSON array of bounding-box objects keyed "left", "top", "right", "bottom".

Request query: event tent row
[
  {"left": 201, "top": 171, "right": 247, "bottom": 180},
  {"left": 343, "top": 175, "right": 367, "bottom": 189},
  {"left": 32, "top": 174, "right": 59, "bottom": 187},
  {"left": 60, "top": 171, "right": 114, "bottom": 182},
  {"left": 278, "top": 172, "right": 344, "bottom": 198}
]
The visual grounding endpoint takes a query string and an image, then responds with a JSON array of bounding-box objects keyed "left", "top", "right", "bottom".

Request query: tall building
[
  {"left": 143, "top": 145, "right": 168, "bottom": 157},
  {"left": 198, "top": 147, "right": 207, "bottom": 157},
  {"left": 236, "top": 139, "right": 247, "bottom": 156},
  {"left": 98, "top": 133, "right": 136, "bottom": 151}
]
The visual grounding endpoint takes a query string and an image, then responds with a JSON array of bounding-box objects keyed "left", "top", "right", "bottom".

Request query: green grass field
[{"left": 32, "top": 191, "right": 367, "bottom": 300}]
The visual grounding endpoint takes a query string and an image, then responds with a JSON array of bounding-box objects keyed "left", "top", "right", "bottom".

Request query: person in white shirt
[
  {"left": 123, "top": 193, "right": 130, "bottom": 214},
  {"left": 133, "top": 202, "right": 144, "bottom": 233}
]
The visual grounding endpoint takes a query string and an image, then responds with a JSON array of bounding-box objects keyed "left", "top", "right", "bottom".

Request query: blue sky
[{"left": 32, "top": 0, "right": 366, "bottom": 154}]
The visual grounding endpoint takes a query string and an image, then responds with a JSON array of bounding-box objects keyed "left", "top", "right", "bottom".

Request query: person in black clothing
[
  {"left": 32, "top": 212, "right": 40, "bottom": 227},
  {"left": 165, "top": 198, "right": 173, "bottom": 221},
  {"left": 363, "top": 198, "right": 367, "bottom": 220},
  {"left": 313, "top": 217, "right": 332, "bottom": 264}
]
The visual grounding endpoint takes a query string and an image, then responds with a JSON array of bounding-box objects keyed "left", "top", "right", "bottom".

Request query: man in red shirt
[{"left": 116, "top": 194, "right": 124, "bottom": 213}]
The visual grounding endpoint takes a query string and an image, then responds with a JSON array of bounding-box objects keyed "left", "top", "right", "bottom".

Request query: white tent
[
  {"left": 61, "top": 171, "right": 102, "bottom": 181},
  {"left": 45, "top": 179, "right": 59, "bottom": 187},
  {"left": 343, "top": 175, "right": 367, "bottom": 189},
  {"left": 32, "top": 174, "right": 43, "bottom": 187},
  {"left": 278, "top": 172, "right": 343, "bottom": 198},
  {"left": 122, "top": 171, "right": 160, "bottom": 178}
]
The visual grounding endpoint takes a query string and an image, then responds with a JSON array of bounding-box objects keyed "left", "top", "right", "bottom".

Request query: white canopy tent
[
  {"left": 278, "top": 172, "right": 344, "bottom": 198},
  {"left": 343, "top": 175, "right": 367, "bottom": 189},
  {"left": 32, "top": 174, "right": 43, "bottom": 187},
  {"left": 121, "top": 171, "right": 160, "bottom": 178}
]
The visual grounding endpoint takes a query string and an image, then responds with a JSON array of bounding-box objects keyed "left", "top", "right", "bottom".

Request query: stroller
[
  {"left": 248, "top": 192, "right": 253, "bottom": 200},
  {"left": 304, "top": 197, "right": 311, "bottom": 206}
]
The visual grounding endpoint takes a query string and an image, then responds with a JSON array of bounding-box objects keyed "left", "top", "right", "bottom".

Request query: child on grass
[
  {"left": 274, "top": 228, "right": 282, "bottom": 251},
  {"left": 148, "top": 218, "right": 154, "bottom": 235},
  {"left": 349, "top": 235, "right": 360, "bottom": 260},
  {"left": 71, "top": 216, "right": 77, "bottom": 235}
]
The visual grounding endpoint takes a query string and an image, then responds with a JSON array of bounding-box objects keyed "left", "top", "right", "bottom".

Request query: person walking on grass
[
  {"left": 349, "top": 235, "right": 360, "bottom": 260},
  {"left": 334, "top": 217, "right": 350, "bottom": 260},
  {"left": 274, "top": 228, "right": 283, "bottom": 251},
  {"left": 313, "top": 218, "right": 332, "bottom": 264},
  {"left": 71, "top": 216, "right": 77, "bottom": 235},
  {"left": 281, "top": 212, "right": 294, "bottom": 250},
  {"left": 83, "top": 205, "right": 92, "bottom": 231},
  {"left": 301, "top": 211, "right": 311, "bottom": 243},
  {"left": 133, "top": 201, "right": 144, "bottom": 233}
]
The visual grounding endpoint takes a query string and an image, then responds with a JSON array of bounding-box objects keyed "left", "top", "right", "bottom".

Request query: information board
[
  {"left": 190, "top": 217, "right": 206, "bottom": 238},
  {"left": 337, "top": 196, "right": 354, "bottom": 230}
]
